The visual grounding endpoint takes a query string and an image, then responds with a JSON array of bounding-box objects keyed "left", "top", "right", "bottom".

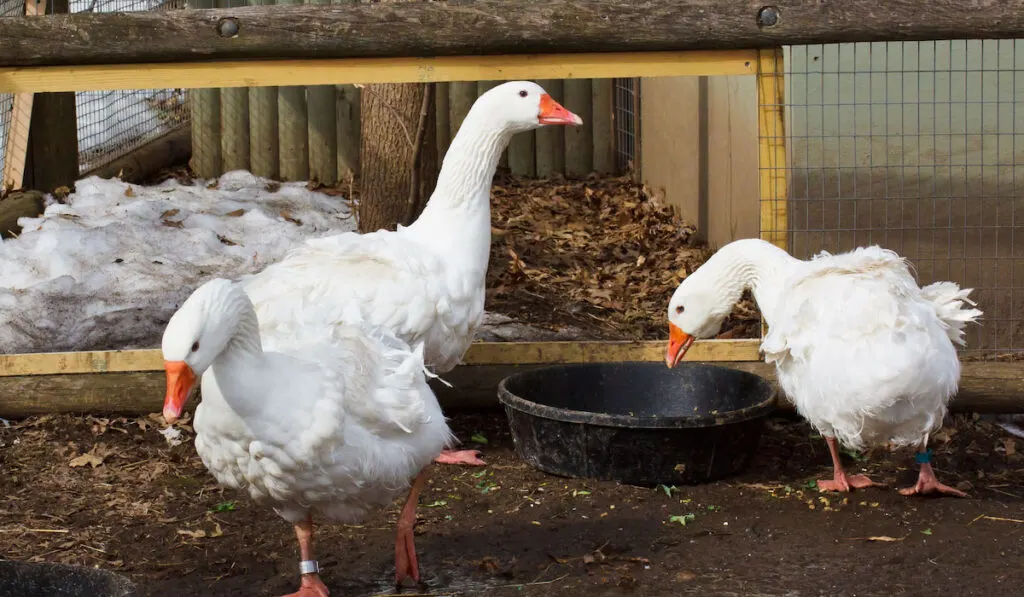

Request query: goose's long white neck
[
  {"left": 204, "top": 306, "right": 271, "bottom": 419},
  {"left": 405, "top": 114, "right": 515, "bottom": 272},
  {"left": 709, "top": 239, "right": 798, "bottom": 328}
]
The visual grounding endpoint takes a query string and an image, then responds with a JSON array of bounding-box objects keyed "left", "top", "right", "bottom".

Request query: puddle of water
[{"left": 351, "top": 566, "right": 510, "bottom": 597}]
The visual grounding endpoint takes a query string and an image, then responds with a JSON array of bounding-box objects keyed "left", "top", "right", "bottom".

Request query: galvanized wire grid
[
  {"left": 73, "top": 0, "right": 189, "bottom": 174},
  {"left": 764, "top": 41, "right": 1024, "bottom": 355},
  {"left": 613, "top": 78, "right": 640, "bottom": 174},
  {"left": 0, "top": 0, "right": 25, "bottom": 179}
]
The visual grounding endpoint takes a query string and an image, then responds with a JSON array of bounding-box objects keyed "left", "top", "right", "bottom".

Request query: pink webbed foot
[
  {"left": 280, "top": 574, "right": 329, "bottom": 597},
  {"left": 899, "top": 462, "right": 967, "bottom": 498},
  {"left": 434, "top": 449, "right": 486, "bottom": 466},
  {"left": 817, "top": 473, "right": 878, "bottom": 493}
]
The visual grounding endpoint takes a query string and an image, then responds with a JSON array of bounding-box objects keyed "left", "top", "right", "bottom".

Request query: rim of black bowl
[{"left": 497, "top": 362, "right": 778, "bottom": 430}]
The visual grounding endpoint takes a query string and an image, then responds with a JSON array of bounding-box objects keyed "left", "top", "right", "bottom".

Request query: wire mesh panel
[
  {"left": 613, "top": 77, "right": 640, "bottom": 174},
  {"left": 0, "top": 0, "right": 26, "bottom": 182},
  {"left": 767, "top": 41, "right": 1024, "bottom": 356},
  {"left": 71, "top": 0, "right": 189, "bottom": 174}
]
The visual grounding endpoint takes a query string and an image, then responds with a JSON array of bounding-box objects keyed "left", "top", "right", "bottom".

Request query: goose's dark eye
[
  {"left": 518, "top": 90, "right": 528, "bottom": 98},
  {"left": 675, "top": 305, "right": 685, "bottom": 315},
  {"left": 191, "top": 341, "right": 200, "bottom": 352}
]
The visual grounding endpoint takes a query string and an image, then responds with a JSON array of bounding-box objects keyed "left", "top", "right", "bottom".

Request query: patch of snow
[{"left": 0, "top": 171, "right": 355, "bottom": 353}]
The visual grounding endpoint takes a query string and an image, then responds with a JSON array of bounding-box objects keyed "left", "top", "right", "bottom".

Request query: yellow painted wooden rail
[{"left": 0, "top": 50, "right": 758, "bottom": 94}]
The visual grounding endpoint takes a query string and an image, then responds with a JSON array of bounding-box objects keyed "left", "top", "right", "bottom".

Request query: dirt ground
[{"left": 1, "top": 410, "right": 1021, "bottom": 597}]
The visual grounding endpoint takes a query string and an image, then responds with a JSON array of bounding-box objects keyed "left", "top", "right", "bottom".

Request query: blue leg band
[{"left": 915, "top": 449, "right": 933, "bottom": 464}]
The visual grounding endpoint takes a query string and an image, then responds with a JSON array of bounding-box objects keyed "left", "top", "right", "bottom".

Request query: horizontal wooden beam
[
  {"left": 0, "top": 1, "right": 1020, "bottom": 68},
  {"left": 2, "top": 360, "right": 1022, "bottom": 419},
  {"left": 0, "top": 340, "right": 761, "bottom": 377},
  {"left": 0, "top": 51, "right": 758, "bottom": 94}
]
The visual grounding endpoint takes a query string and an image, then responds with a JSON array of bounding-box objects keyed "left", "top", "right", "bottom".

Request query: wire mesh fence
[
  {"left": 0, "top": 0, "right": 25, "bottom": 186},
  {"left": 613, "top": 77, "right": 640, "bottom": 174},
  {"left": 0, "top": 0, "right": 189, "bottom": 182},
  {"left": 763, "top": 40, "right": 1024, "bottom": 356},
  {"left": 72, "top": 0, "right": 189, "bottom": 174}
]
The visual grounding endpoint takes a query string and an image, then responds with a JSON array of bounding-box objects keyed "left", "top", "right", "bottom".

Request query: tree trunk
[{"left": 357, "top": 82, "right": 438, "bottom": 233}]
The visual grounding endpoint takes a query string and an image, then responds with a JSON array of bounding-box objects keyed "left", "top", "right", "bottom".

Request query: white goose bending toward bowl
[
  {"left": 665, "top": 239, "right": 981, "bottom": 497},
  {"left": 161, "top": 278, "right": 451, "bottom": 597}
]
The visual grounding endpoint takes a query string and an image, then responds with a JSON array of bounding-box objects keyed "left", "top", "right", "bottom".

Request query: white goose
[
  {"left": 233, "top": 81, "right": 582, "bottom": 584},
  {"left": 162, "top": 278, "right": 450, "bottom": 597},
  {"left": 665, "top": 239, "right": 981, "bottom": 496},
  {"left": 242, "top": 80, "right": 582, "bottom": 451}
]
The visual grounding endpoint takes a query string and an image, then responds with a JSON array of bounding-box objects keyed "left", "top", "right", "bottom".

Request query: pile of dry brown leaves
[{"left": 485, "top": 175, "right": 761, "bottom": 340}]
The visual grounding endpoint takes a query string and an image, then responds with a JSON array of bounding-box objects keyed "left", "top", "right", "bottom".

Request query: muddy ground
[{"left": 1, "top": 411, "right": 1022, "bottom": 597}]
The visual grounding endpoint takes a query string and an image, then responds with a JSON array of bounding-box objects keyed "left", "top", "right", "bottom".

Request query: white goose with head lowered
[
  {"left": 665, "top": 239, "right": 981, "bottom": 497},
  {"left": 162, "top": 278, "right": 451, "bottom": 597},
  {"left": 237, "top": 81, "right": 582, "bottom": 583}
]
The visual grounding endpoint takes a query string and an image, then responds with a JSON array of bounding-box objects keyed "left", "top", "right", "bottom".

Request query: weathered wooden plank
[
  {"left": 187, "top": 0, "right": 221, "bottom": 178},
  {"left": 563, "top": 78, "right": 593, "bottom": 177},
  {"left": 305, "top": 0, "right": 338, "bottom": 184},
  {"left": 246, "top": 0, "right": 278, "bottom": 179},
  {"left": 0, "top": 340, "right": 760, "bottom": 377},
  {"left": 2, "top": 360, "right": 1022, "bottom": 418},
  {"left": 218, "top": 0, "right": 250, "bottom": 173},
  {"left": 508, "top": 130, "right": 535, "bottom": 178},
  {"left": 591, "top": 78, "right": 614, "bottom": 174},
  {"left": 3, "top": 1, "right": 1022, "bottom": 68},
  {"left": 448, "top": 81, "right": 476, "bottom": 140},
  {"left": 335, "top": 83, "right": 359, "bottom": 180},
  {"left": 248, "top": 86, "right": 279, "bottom": 178},
  {"left": 534, "top": 79, "right": 565, "bottom": 177},
  {"left": 434, "top": 81, "right": 451, "bottom": 158}
]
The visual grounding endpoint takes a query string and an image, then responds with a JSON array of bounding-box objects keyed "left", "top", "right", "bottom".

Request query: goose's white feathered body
[
  {"left": 668, "top": 239, "right": 982, "bottom": 452},
  {"left": 760, "top": 245, "right": 977, "bottom": 450},
  {"left": 163, "top": 280, "right": 451, "bottom": 525},
  {"left": 242, "top": 224, "right": 486, "bottom": 374}
]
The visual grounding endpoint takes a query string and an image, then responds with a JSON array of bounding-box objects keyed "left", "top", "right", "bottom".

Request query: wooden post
[
  {"left": 247, "top": 0, "right": 278, "bottom": 179},
  {"left": 591, "top": 78, "right": 614, "bottom": 174},
  {"left": 563, "top": 79, "right": 593, "bottom": 178},
  {"left": 756, "top": 48, "right": 788, "bottom": 251},
  {"left": 219, "top": 0, "right": 251, "bottom": 174},
  {"left": 435, "top": 82, "right": 451, "bottom": 158},
  {"left": 2, "top": 78, "right": 33, "bottom": 192},
  {"left": 535, "top": 79, "right": 565, "bottom": 177},
  {"left": 23, "top": 0, "right": 77, "bottom": 193},
  {"left": 188, "top": 0, "right": 222, "bottom": 178},
  {"left": 277, "top": 0, "right": 309, "bottom": 181}
]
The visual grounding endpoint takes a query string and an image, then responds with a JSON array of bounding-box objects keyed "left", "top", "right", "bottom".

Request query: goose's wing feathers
[
  {"left": 272, "top": 323, "right": 439, "bottom": 453},
  {"left": 242, "top": 229, "right": 477, "bottom": 368},
  {"left": 762, "top": 246, "right": 929, "bottom": 380}
]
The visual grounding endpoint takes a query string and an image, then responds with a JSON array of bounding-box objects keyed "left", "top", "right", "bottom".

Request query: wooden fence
[{"left": 189, "top": 77, "right": 618, "bottom": 183}]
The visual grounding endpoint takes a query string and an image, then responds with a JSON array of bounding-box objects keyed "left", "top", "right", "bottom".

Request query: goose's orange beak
[
  {"left": 163, "top": 360, "right": 196, "bottom": 424},
  {"left": 538, "top": 94, "right": 583, "bottom": 126},
  {"left": 665, "top": 323, "right": 695, "bottom": 369}
]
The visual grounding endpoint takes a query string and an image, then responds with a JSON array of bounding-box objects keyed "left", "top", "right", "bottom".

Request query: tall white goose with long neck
[
  {"left": 161, "top": 278, "right": 451, "bottom": 597},
  {"left": 664, "top": 238, "right": 981, "bottom": 498},
  {"left": 237, "top": 80, "right": 582, "bottom": 583}
]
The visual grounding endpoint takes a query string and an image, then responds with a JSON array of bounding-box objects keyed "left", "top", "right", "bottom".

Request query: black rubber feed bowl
[
  {"left": 0, "top": 560, "right": 138, "bottom": 597},
  {"left": 498, "top": 362, "right": 776, "bottom": 486}
]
